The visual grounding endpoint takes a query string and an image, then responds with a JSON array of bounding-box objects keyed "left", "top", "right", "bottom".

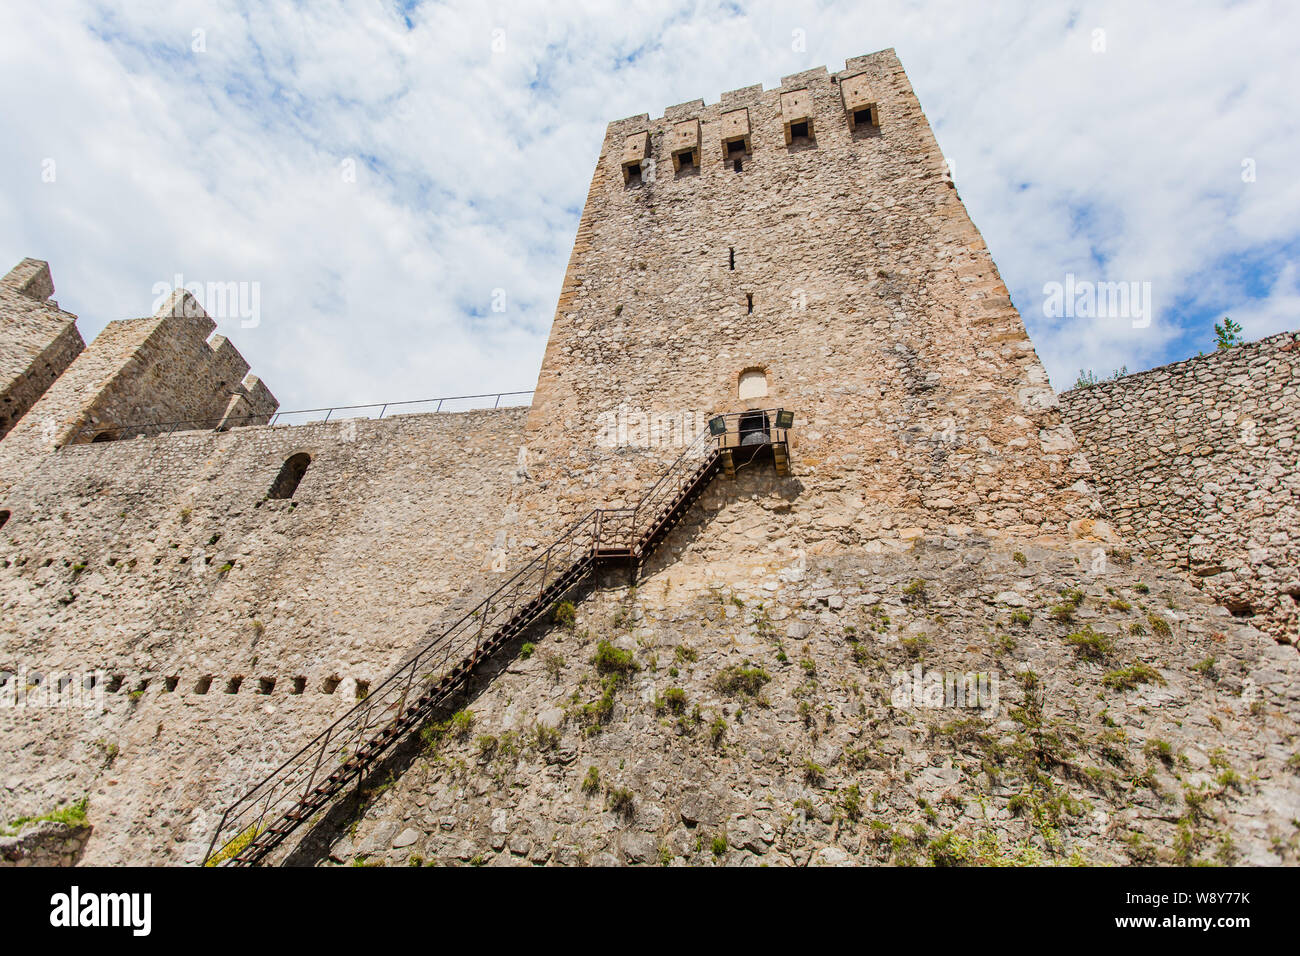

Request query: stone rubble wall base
[{"left": 0, "top": 821, "right": 92, "bottom": 867}]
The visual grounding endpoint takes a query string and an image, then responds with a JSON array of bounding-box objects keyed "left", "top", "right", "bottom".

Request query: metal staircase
[{"left": 203, "top": 408, "right": 792, "bottom": 866}]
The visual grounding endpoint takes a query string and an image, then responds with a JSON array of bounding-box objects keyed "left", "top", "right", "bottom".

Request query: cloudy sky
[{"left": 2, "top": 0, "right": 1297, "bottom": 410}]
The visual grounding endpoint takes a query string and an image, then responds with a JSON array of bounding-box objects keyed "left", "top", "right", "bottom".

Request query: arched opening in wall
[
  {"left": 268, "top": 453, "right": 311, "bottom": 499},
  {"left": 738, "top": 410, "right": 771, "bottom": 446},
  {"left": 738, "top": 368, "right": 769, "bottom": 401},
  {"left": 0, "top": 510, "right": 9, "bottom": 530},
  {"left": 91, "top": 430, "right": 116, "bottom": 443}
]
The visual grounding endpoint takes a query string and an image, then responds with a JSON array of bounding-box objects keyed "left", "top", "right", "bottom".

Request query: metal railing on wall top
[{"left": 64, "top": 390, "right": 535, "bottom": 446}]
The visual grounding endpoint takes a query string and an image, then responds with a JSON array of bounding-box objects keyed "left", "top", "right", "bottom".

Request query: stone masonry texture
[
  {"left": 0, "top": 409, "right": 525, "bottom": 864},
  {"left": 0, "top": 289, "right": 277, "bottom": 498},
  {"left": 1061, "top": 331, "right": 1300, "bottom": 645},
  {"left": 334, "top": 480, "right": 1300, "bottom": 867},
  {"left": 0, "top": 259, "right": 85, "bottom": 441},
  {"left": 0, "top": 49, "right": 1297, "bottom": 867}
]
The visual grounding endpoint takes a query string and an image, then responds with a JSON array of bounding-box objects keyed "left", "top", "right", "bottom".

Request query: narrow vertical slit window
[{"left": 746, "top": 294, "right": 754, "bottom": 314}]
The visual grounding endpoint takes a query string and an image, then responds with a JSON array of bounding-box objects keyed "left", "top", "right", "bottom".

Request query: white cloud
[
  {"left": 1228, "top": 261, "right": 1300, "bottom": 341},
  {"left": 1, "top": 0, "right": 1297, "bottom": 406}
]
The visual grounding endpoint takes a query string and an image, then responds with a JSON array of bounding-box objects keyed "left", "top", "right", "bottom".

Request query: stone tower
[
  {"left": 0, "top": 259, "right": 85, "bottom": 441},
  {"left": 0, "top": 290, "right": 278, "bottom": 496},
  {"left": 519, "top": 48, "right": 1095, "bottom": 554}
]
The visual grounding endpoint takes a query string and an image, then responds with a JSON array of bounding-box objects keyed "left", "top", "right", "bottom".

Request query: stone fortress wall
[
  {"left": 0, "top": 408, "right": 526, "bottom": 863},
  {"left": 1061, "top": 331, "right": 1300, "bottom": 644},
  {"left": 0, "top": 260, "right": 528, "bottom": 862},
  {"left": 0, "top": 259, "right": 85, "bottom": 440},
  {"left": 0, "top": 279, "right": 278, "bottom": 498},
  {"left": 0, "top": 48, "right": 1296, "bottom": 866}
]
